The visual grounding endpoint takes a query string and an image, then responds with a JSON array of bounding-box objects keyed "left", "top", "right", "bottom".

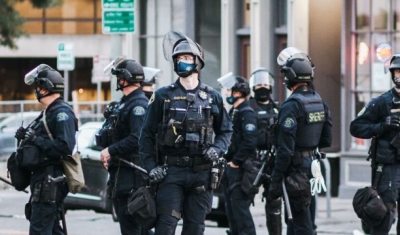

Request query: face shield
[
  {"left": 103, "top": 56, "right": 127, "bottom": 76},
  {"left": 249, "top": 69, "right": 275, "bottom": 88},
  {"left": 24, "top": 64, "right": 54, "bottom": 85},
  {"left": 217, "top": 72, "right": 236, "bottom": 89},
  {"left": 277, "top": 47, "right": 313, "bottom": 67},
  {"left": 162, "top": 31, "right": 203, "bottom": 63},
  {"left": 143, "top": 67, "right": 162, "bottom": 83}
]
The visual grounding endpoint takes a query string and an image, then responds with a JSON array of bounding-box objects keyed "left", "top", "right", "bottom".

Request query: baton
[
  {"left": 0, "top": 176, "right": 29, "bottom": 194},
  {"left": 117, "top": 158, "right": 148, "bottom": 174},
  {"left": 282, "top": 180, "right": 293, "bottom": 221}
]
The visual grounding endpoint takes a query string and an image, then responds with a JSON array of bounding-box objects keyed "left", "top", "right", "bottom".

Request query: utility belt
[
  {"left": 163, "top": 155, "right": 212, "bottom": 172},
  {"left": 292, "top": 149, "right": 317, "bottom": 166}
]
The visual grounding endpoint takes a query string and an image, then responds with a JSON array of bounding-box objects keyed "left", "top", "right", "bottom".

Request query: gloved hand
[
  {"left": 268, "top": 177, "right": 283, "bottom": 200},
  {"left": 14, "top": 126, "right": 26, "bottom": 141},
  {"left": 383, "top": 115, "right": 400, "bottom": 130},
  {"left": 24, "top": 128, "right": 38, "bottom": 142},
  {"left": 149, "top": 166, "right": 167, "bottom": 183},
  {"left": 203, "top": 147, "right": 219, "bottom": 162}
]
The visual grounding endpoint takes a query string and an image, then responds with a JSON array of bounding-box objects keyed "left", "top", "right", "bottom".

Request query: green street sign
[
  {"left": 102, "top": 0, "right": 134, "bottom": 9},
  {"left": 57, "top": 42, "right": 75, "bottom": 71},
  {"left": 102, "top": 10, "right": 134, "bottom": 34}
]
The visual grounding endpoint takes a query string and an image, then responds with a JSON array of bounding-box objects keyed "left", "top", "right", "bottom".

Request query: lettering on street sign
[{"left": 57, "top": 42, "right": 75, "bottom": 71}]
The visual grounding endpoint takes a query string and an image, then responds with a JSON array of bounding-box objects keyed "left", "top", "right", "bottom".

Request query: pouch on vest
[
  {"left": 7, "top": 151, "right": 31, "bottom": 191},
  {"left": 21, "top": 144, "right": 40, "bottom": 167}
]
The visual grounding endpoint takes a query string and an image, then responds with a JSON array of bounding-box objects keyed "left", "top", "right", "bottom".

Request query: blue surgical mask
[
  {"left": 176, "top": 61, "right": 196, "bottom": 78},
  {"left": 226, "top": 95, "right": 237, "bottom": 105}
]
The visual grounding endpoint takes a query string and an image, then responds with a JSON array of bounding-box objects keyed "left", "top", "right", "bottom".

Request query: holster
[{"left": 32, "top": 177, "right": 58, "bottom": 204}]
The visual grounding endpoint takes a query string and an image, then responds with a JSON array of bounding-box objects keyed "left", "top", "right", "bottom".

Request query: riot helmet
[
  {"left": 163, "top": 31, "right": 204, "bottom": 78},
  {"left": 24, "top": 64, "right": 64, "bottom": 101},
  {"left": 104, "top": 57, "right": 144, "bottom": 91},
  {"left": 218, "top": 73, "right": 249, "bottom": 105},
  {"left": 250, "top": 68, "right": 275, "bottom": 102},
  {"left": 142, "top": 67, "right": 161, "bottom": 99},
  {"left": 277, "top": 47, "right": 314, "bottom": 90},
  {"left": 389, "top": 54, "right": 400, "bottom": 88}
]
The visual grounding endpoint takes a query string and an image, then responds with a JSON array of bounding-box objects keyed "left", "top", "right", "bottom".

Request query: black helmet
[
  {"left": 281, "top": 58, "right": 314, "bottom": 82},
  {"left": 389, "top": 54, "right": 400, "bottom": 87},
  {"left": 112, "top": 59, "right": 144, "bottom": 84},
  {"left": 172, "top": 40, "right": 205, "bottom": 77},
  {"left": 24, "top": 64, "right": 64, "bottom": 94},
  {"left": 231, "top": 76, "right": 250, "bottom": 97}
]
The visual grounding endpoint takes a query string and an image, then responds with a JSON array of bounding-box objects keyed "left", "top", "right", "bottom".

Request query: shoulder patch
[
  {"left": 133, "top": 106, "right": 146, "bottom": 116},
  {"left": 245, "top": 123, "right": 257, "bottom": 131},
  {"left": 283, "top": 117, "right": 295, "bottom": 128},
  {"left": 148, "top": 93, "right": 155, "bottom": 105},
  {"left": 56, "top": 112, "right": 69, "bottom": 122}
]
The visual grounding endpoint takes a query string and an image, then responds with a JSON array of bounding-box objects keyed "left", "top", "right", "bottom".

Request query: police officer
[
  {"left": 248, "top": 68, "right": 281, "bottom": 235},
  {"left": 218, "top": 75, "right": 258, "bottom": 235},
  {"left": 142, "top": 67, "right": 162, "bottom": 99},
  {"left": 269, "top": 47, "right": 332, "bottom": 235},
  {"left": 15, "top": 64, "right": 77, "bottom": 234},
  {"left": 139, "top": 31, "right": 232, "bottom": 235},
  {"left": 350, "top": 54, "right": 400, "bottom": 235},
  {"left": 99, "top": 58, "right": 149, "bottom": 235}
]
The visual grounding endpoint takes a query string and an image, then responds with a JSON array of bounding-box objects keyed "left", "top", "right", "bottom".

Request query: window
[{"left": 15, "top": 0, "right": 102, "bottom": 34}]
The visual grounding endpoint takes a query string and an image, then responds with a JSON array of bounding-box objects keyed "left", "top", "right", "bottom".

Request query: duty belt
[
  {"left": 300, "top": 149, "right": 317, "bottom": 157},
  {"left": 164, "top": 156, "right": 212, "bottom": 171}
]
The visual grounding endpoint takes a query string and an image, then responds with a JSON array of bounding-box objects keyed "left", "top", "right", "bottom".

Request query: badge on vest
[
  {"left": 245, "top": 123, "right": 256, "bottom": 131},
  {"left": 308, "top": 111, "right": 325, "bottom": 123},
  {"left": 198, "top": 91, "right": 207, "bottom": 100}
]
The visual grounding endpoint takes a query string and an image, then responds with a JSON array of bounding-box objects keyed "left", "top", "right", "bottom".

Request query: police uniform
[
  {"left": 106, "top": 88, "right": 148, "bottom": 235},
  {"left": 350, "top": 88, "right": 400, "bottom": 235},
  {"left": 27, "top": 98, "right": 77, "bottom": 235},
  {"left": 139, "top": 80, "right": 232, "bottom": 235},
  {"left": 248, "top": 98, "right": 282, "bottom": 235},
  {"left": 223, "top": 100, "right": 258, "bottom": 235},
  {"left": 271, "top": 85, "right": 332, "bottom": 235}
]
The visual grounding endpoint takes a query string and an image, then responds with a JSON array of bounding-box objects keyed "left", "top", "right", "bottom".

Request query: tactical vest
[
  {"left": 248, "top": 99, "right": 278, "bottom": 150},
  {"left": 158, "top": 84, "right": 216, "bottom": 155},
  {"left": 286, "top": 92, "right": 326, "bottom": 149}
]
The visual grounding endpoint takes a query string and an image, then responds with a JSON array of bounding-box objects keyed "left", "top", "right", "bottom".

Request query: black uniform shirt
[
  {"left": 225, "top": 100, "right": 258, "bottom": 166},
  {"left": 350, "top": 88, "right": 398, "bottom": 138},
  {"left": 272, "top": 86, "right": 332, "bottom": 178},
  {"left": 108, "top": 88, "right": 148, "bottom": 157},
  {"left": 139, "top": 79, "right": 233, "bottom": 172}
]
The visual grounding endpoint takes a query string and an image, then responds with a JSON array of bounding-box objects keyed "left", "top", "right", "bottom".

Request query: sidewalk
[{"left": 250, "top": 194, "right": 397, "bottom": 235}]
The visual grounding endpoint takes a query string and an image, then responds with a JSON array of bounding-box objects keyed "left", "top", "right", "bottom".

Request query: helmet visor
[
  {"left": 24, "top": 64, "right": 53, "bottom": 85},
  {"left": 103, "top": 56, "right": 127, "bottom": 76},
  {"left": 143, "top": 67, "right": 162, "bottom": 82},
  {"left": 217, "top": 72, "right": 236, "bottom": 89},
  {"left": 277, "top": 47, "right": 311, "bottom": 66},
  {"left": 249, "top": 69, "right": 275, "bottom": 87},
  {"left": 162, "top": 31, "right": 202, "bottom": 63}
]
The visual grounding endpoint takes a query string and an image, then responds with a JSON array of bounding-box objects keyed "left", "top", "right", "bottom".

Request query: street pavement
[{"left": 0, "top": 185, "right": 398, "bottom": 235}]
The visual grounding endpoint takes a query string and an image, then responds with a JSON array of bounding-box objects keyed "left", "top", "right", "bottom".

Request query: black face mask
[
  {"left": 144, "top": 91, "right": 153, "bottom": 99},
  {"left": 254, "top": 87, "right": 271, "bottom": 102}
]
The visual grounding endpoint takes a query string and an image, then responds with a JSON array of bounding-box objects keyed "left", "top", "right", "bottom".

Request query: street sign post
[
  {"left": 102, "top": 0, "right": 135, "bottom": 34},
  {"left": 57, "top": 42, "right": 74, "bottom": 101},
  {"left": 57, "top": 42, "right": 75, "bottom": 71}
]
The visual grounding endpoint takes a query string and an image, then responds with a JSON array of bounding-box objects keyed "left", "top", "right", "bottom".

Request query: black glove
[
  {"left": 15, "top": 126, "right": 26, "bottom": 141},
  {"left": 383, "top": 115, "right": 400, "bottom": 130},
  {"left": 149, "top": 166, "right": 167, "bottom": 183},
  {"left": 24, "top": 129, "right": 38, "bottom": 142},
  {"left": 268, "top": 177, "right": 283, "bottom": 200},
  {"left": 203, "top": 147, "right": 219, "bottom": 162}
]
